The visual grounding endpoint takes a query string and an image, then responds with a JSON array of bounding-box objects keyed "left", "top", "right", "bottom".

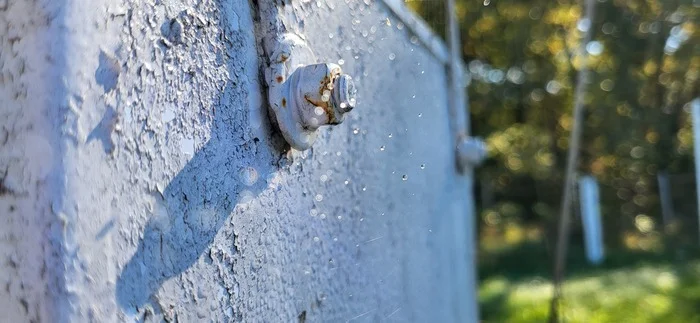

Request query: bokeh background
[{"left": 408, "top": 0, "right": 699, "bottom": 321}]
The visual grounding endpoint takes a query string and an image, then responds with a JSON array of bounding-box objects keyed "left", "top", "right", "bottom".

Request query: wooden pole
[{"left": 548, "top": 0, "right": 597, "bottom": 321}]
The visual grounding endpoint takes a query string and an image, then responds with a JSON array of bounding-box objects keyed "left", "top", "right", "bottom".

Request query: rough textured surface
[
  {"left": 0, "top": 1, "right": 67, "bottom": 322},
  {"left": 1, "top": 0, "right": 478, "bottom": 322}
]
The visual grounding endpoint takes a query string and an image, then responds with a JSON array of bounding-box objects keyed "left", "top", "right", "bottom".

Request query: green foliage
[{"left": 409, "top": 0, "right": 700, "bottom": 225}]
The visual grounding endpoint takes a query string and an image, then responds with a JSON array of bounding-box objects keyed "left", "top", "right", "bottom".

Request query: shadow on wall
[{"left": 114, "top": 3, "right": 283, "bottom": 311}]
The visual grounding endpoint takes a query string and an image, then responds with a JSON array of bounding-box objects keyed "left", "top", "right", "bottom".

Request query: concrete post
[{"left": 1, "top": 1, "right": 479, "bottom": 321}]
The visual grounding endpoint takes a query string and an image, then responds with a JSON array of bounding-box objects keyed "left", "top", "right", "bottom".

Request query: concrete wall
[{"left": 1, "top": 0, "right": 478, "bottom": 322}]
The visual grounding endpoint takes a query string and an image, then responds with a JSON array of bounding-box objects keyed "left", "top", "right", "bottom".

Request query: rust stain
[
  {"left": 304, "top": 95, "right": 336, "bottom": 124},
  {"left": 280, "top": 54, "right": 288, "bottom": 62},
  {"left": 319, "top": 75, "right": 331, "bottom": 96},
  {"left": 276, "top": 75, "right": 284, "bottom": 83},
  {"left": 281, "top": 98, "right": 286, "bottom": 107}
]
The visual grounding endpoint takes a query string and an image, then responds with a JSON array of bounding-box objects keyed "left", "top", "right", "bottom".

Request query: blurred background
[{"left": 408, "top": 0, "right": 699, "bottom": 322}]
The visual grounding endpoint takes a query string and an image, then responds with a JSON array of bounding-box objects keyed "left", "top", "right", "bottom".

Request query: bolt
[
  {"left": 332, "top": 74, "right": 356, "bottom": 113},
  {"left": 289, "top": 63, "right": 355, "bottom": 128},
  {"left": 456, "top": 136, "right": 487, "bottom": 172},
  {"left": 266, "top": 34, "right": 357, "bottom": 150}
]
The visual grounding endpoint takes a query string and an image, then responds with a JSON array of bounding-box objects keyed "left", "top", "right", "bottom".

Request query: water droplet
[
  {"left": 320, "top": 213, "right": 326, "bottom": 219},
  {"left": 421, "top": 70, "right": 424, "bottom": 74},
  {"left": 586, "top": 41, "right": 604, "bottom": 56},
  {"left": 380, "top": 145, "right": 385, "bottom": 151},
  {"left": 337, "top": 215, "right": 342, "bottom": 220},
  {"left": 344, "top": 179, "right": 350, "bottom": 185},
  {"left": 410, "top": 36, "right": 419, "bottom": 44},
  {"left": 313, "top": 237, "right": 320, "bottom": 242},
  {"left": 418, "top": 113, "right": 422, "bottom": 118},
  {"left": 483, "top": 0, "right": 490, "bottom": 6},
  {"left": 388, "top": 53, "right": 396, "bottom": 60},
  {"left": 328, "top": 33, "right": 334, "bottom": 39},
  {"left": 315, "top": 194, "right": 323, "bottom": 202},
  {"left": 412, "top": 94, "right": 416, "bottom": 98},
  {"left": 333, "top": 237, "right": 338, "bottom": 242},
  {"left": 600, "top": 79, "right": 614, "bottom": 92},
  {"left": 370, "top": 25, "right": 377, "bottom": 33},
  {"left": 336, "top": 151, "right": 341, "bottom": 156},
  {"left": 397, "top": 22, "right": 404, "bottom": 30},
  {"left": 420, "top": 164, "right": 425, "bottom": 169},
  {"left": 402, "top": 175, "right": 408, "bottom": 181},
  {"left": 359, "top": 218, "right": 364, "bottom": 222},
  {"left": 388, "top": 133, "right": 393, "bottom": 138},
  {"left": 314, "top": 107, "right": 325, "bottom": 115},
  {"left": 320, "top": 174, "right": 328, "bottom": 182},
  {"left": 577, "top": 18, "right": 591, "bottom": 32},
  {"left": 362, "top": 186, "right": 367, "bottom": 191},
  {"left": 353, "top": 128, "right": 360, "bottom": 135},
  {"left": 338, "top": 59, "right": 345, "bottom": 65},
  {"left": 310, "top": 208, "right": 318, "bottom": 216},
  {"left": 239, "top": 167, "right": 259, "bottom": 186},
  {"left": 309, "top": 117, "right": 319, "bottom": 127}
]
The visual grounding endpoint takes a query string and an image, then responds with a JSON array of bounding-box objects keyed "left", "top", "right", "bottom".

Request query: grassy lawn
[
  {"left": 478, "top": 238, "right": 700, "bottom": 322},
  {"left": 480, "top": 262, "right": 700, "bottom": 322}
]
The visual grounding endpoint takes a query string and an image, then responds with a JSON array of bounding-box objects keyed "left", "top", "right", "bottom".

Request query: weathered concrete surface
[
  {"left": 1, "top": 0, "right": 478, "bottom": 322},
  {"left": 0, "top": 0, "right": 68, "bottom": 321}
]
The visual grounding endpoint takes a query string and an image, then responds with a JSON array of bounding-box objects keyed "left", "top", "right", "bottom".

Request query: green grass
[{"left": 478, "top": 244, "right": 700, "bottom": 322}]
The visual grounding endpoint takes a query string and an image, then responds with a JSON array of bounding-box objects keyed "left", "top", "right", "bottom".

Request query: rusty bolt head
[{"left": 266, "top": 34, "right": 357, "bottom": 150}]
